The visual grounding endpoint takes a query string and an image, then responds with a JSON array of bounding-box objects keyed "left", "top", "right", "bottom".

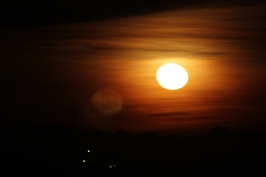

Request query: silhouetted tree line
[{"left": 1, "top": 122, "right": 266, "bottom": 176}]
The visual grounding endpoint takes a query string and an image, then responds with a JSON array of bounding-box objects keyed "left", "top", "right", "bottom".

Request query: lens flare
[{"left": 91, "top": 88, "right": 122, "bottom": 116}]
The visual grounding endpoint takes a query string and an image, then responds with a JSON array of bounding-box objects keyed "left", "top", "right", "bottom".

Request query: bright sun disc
[{"left": 156, "top": 63, "right": 189, "bottom": 90}]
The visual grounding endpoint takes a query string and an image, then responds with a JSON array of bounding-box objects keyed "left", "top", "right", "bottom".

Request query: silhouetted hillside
[{"left": 1, "top": 122, "right": 266, "bottom": 176}]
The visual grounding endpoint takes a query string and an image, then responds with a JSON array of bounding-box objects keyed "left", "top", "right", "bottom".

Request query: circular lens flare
[{"left": 91, "top": 88, "right": 122, "bottom": 115}]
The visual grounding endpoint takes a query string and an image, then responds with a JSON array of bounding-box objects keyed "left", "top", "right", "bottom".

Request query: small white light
[
  {"left": 87, "top": 150, "right": 90, "bottom": 153},
  {"left": 113, "top": 165, "right": 116, "bottom": 167},
  {"left": 82, "top": 160, "right": 86, "bottom": 162},
  {"left": 109, "top": 166, "right": 112, "bottom": 168}
]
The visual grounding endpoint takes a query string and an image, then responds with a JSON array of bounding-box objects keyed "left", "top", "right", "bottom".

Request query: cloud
[{"left": 147, "top": 111, "right": 190, "bottom": 117}]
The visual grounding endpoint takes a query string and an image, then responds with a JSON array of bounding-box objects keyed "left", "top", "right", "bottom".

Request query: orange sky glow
[{"left": 1, "top": 4, "right": 266, "bottom": 135}]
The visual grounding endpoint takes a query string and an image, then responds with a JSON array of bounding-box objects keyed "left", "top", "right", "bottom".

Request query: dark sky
[
  {"left": 1, "top": 0, "right": 266, "bottom": 135},
  {"left": 0, "top": 0, "right": 205, "bottom": 28}
]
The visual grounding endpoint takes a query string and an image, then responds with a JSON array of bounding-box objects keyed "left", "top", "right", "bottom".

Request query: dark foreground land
[{"left": 1, "top": 122, "right": 266, "bottom": 176}]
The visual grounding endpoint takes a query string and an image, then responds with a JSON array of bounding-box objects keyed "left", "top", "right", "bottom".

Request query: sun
[{"left": 156, "top": 63, "right": 189, "bottom": 90}]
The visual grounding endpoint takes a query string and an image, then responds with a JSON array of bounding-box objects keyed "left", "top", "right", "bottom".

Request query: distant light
[
  {"left": 109, "top": 166, "right": 112, "bottom": 168},
  {"left": 87, "top": 150, "right": 90, "bottom": 153},
  {"left": 82, "top": 160, "right": 86, "bottom": 163},
  {"left": 113, "top": 165, "right": 116, "bottom": 167}
]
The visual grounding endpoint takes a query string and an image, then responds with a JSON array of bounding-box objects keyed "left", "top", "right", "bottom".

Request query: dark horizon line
[{"left": 1, "top": 120, "right": 265, "bottom": 137}]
